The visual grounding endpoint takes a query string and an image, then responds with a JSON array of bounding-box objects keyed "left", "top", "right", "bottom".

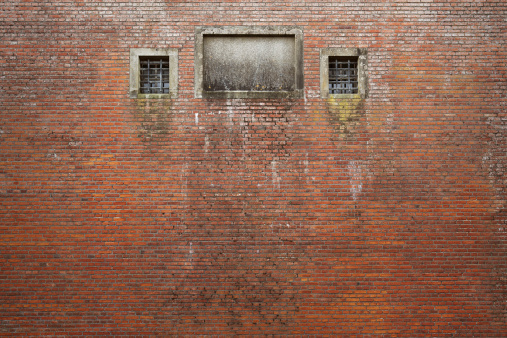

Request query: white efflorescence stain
[
  {"left": 204, "top": 134, "right": 209, "bottom": 153},
  {"left": 227, "top": 106, "right": 234, "bottom": 130},
  {"left": 181, "top": 163, "right": 189, "bottom": 203},
  {"left": 195, "top": 112, "right": 199, "bottom": 125},
  {"left": 348, "top": 160, "right": 363, "bottom": 201},
  {"left": 46, "top": 150, "right": 61, "bottom": 161},
  {"left": 271, "top": 160, "right": 281, "bottom": 189},
  {"left": 303, "top": 152, "right": 309, "bottom": 183},
  {"left": 185, "top": 242, "right": 194, "bottom": 269}
]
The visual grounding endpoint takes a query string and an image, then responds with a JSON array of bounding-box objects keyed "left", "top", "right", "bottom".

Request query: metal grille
[
  {"left": 328, "top": 56, "right": 358, "bottom": 94},
  {"left": 139, "top": 56, "right": 170, "bottom": 94}
]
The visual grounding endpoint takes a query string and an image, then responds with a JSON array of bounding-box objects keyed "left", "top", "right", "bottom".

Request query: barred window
[
  {"left": 129, "top": 48, "right": 178, "bottom": 98},
  {"left": 139, "top": 56, "right": 170, "bottom": 94},
  {"left": 328, "top": 56, "right": 358, "bottom": 94},
  {"left": 320, "top": 48, "right": 367, "bottom": 98}
]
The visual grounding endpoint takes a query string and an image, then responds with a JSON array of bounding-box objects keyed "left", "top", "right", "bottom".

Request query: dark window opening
[
  {"left": 139, "top": 56, "right": 170, "bottom": 94},
  {"left": 328, "top": 56, "right": 358, "bottom": 94}
]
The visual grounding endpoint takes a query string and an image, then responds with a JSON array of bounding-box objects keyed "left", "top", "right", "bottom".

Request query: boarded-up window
[
  {"left": 203, "top": 36, "right": 295, "bottom": 92},
  {"left": 195, "top": 27, "right": 303, "bottom": 99}
]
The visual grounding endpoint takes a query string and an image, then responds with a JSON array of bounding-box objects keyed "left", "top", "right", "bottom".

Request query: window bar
[
  {"left": 159, "top": 58, "right": 163, "bottom": 94},
  {"left": 147, "top": 59, "right": 150, "bottom": 93},
  {"left": 347, "top": 59, "right": 351, "bottom": 93}
]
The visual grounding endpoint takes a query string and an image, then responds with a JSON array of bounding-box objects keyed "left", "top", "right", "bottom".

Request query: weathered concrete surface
[
  {"left": 203, "top": 36, "right": 295, "bottom": 91},
  {"left": 195, "top": 26, "right": 304, "bottom": 98}
]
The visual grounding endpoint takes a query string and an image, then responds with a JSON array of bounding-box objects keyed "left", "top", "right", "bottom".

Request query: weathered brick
[{"left": 0, "top": 0, "right": 506, "bottom": 336}]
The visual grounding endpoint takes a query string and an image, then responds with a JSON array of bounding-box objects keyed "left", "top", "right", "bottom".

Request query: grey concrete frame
[
  {"left": 194, "top": 26, "right": 304, "bottom": 99},
  {"left": 320, "top": 48, "right": 368, "bottom": 99},
  {"left": 129, "top": 48, "right": 178, "bottom": 99}
]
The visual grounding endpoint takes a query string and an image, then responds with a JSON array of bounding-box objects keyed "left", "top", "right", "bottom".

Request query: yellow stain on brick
[{"left": 326, "top": 95, "right": 364, "bottom": 136}]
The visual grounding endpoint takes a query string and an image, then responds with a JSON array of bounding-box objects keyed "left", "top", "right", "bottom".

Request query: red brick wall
[{"left": 1, "top": 0, "right": 505, "bottom": 336}]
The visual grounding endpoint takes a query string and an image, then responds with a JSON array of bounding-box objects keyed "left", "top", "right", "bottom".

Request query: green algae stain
[{"left": 133, "top": 97, "right": 173, "bottom": 142}]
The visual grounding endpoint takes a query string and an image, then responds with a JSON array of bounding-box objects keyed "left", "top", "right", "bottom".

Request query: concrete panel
[
  {"left": 194, "top": 26, "right": 303, "bottom": 99},
  {"left": 203, "top": 36, "right": 295, "bottom": 92}
]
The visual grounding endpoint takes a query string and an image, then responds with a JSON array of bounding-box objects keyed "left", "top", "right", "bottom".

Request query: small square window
[
  {"left": 320, "top": 48, "right": 367, "bottom": 99},
  {"left": 130, "top": 48, "right": 178, "bottom": 98}
]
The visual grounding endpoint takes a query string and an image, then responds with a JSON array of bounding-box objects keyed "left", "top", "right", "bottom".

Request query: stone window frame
[
  {"left": 129, "top": 48, "right": 178, "bottom": 99},
  {"left": 320, "top": 48, "right": 368, "bottom": 99},
  {"left": 194, "top": 26, "right": 304, "bottom": 99}
]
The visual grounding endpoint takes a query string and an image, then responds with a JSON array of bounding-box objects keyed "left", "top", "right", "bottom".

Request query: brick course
[{"left": 0, "top": 0, "right": 505, "bottom": 336}]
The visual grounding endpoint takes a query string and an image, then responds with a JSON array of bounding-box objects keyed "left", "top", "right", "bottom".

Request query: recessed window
[
  {"left": 320, "top": 48, "right": 368, "bottom": 98},
  {"left": 195, "top": 26, "right": 304, "bottom": 99},
  {"left": 129, "top": 48, "right": 178, "bottom": 98}
]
